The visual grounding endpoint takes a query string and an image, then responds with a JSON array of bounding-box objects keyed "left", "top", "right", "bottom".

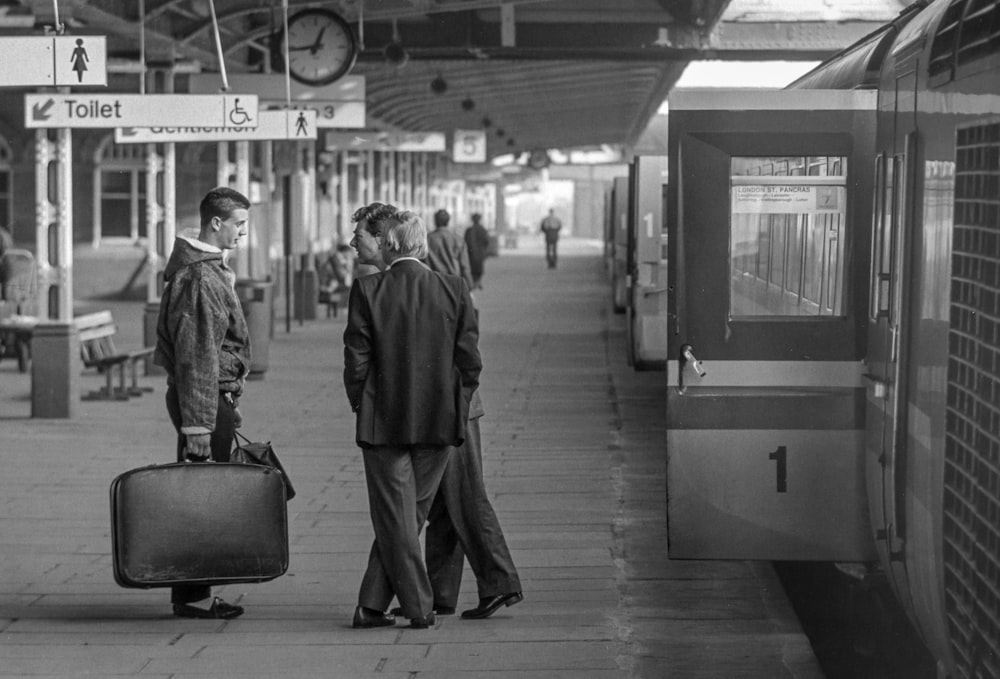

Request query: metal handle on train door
[{"left": 677, "top": 343, "right": 705, "bottom": 394}]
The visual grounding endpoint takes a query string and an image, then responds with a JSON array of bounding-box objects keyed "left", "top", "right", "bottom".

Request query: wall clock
[{"left": 280, "top": 8, "right": 357, "bottom": 86}]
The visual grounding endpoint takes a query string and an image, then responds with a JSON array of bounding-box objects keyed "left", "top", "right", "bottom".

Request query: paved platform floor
[{"left": 0, "top": 237, "right": 823, "bottom": 678}]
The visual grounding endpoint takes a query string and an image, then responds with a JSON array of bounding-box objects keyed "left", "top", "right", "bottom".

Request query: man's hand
[{"left": 185, "top": 433, "right": 212, "bottom": 461}]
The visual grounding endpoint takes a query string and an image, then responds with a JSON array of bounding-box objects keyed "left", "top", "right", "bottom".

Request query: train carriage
[{"left": 658, "top": 1, "right": 1000, "bottom": 676}]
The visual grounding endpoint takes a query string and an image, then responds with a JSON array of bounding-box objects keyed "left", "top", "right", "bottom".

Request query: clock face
[{"left": 283, "top": 9, "right": 357, "bottom": 86}]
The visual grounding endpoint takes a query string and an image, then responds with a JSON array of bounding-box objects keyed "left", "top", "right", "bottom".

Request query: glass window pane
[{"left": 730, "top": 156, "right": 848, "bottom": 317}]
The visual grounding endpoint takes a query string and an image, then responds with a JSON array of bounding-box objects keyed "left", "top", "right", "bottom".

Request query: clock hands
[
  {"left": 288, "top": 26, "right": 328, "bottom": 54},
  {"left": 311, "top": 27, "right": 327, "bottom": 56}
]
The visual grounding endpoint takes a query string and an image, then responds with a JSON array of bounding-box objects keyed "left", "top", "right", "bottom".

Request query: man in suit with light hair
[{"left": 344, "top": 211, "right": 481, "bottom": 630}]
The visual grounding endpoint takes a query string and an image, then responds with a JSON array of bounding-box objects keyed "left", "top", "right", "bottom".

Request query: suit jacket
[
  {"left": 426, "top": 228, "right": 473, "bottom": 289},
  {"left": 343, "top": 259, "right": 481, "bottom": 447}
]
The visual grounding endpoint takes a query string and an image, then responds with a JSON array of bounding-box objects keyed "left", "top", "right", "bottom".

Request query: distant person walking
[
  {"left": 426, "top": 209, "right": 473, "bottom": 290},
  {"left": 464, "top": 213, "right": 491, "bottom": 290},
  {"left": 540, "top": 209, "right": 562, "bottom": 269}
]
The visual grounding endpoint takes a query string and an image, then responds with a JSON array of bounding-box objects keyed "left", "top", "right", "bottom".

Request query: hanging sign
[
  {"left": 114, "top": 109, "right": 317, "bottom": 143},
  {"left": 25, "top": 94, "right": 259, "bottom": 129},
  {"left": 0, "top": 36, "right": 107, "bottom": 87},
  {"left": 189, "top": 73, "right": 365, "bottom": 128},
  {"left": 265, "top": 100, "right": 364, "bottom": 128},
  {"left": 452, "top": 129, "right": 487, "bottom": 163}
]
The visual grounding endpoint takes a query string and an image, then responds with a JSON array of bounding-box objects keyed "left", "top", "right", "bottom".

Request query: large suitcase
[{"left": 110, "top": 462, "right": 289, "bottom": 588}]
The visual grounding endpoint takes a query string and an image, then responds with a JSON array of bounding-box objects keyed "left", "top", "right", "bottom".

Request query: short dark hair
[
  {"left": 352, "top": 202, "right": 398, "bottom": 236},
  {"left": 200, "top": 187, "right": 250, "bottom": 227},
  {"left": 471, "top": 213, "right": 482, "bottom": 223},
  {"left": 433, "top": 209, "right": 450, "bottom": 228}
]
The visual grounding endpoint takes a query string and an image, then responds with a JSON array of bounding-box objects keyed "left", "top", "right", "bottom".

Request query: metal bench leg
[{"left": 127, "top": 358, "right": 154, "bottom": 396}]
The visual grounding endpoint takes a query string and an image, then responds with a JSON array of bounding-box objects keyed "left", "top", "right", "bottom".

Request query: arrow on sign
[
  {"left": 32, "top": 99, "right": 55, "bottom": 121},
  {"left": 119, "top": 128, "right": 138, "bottom": 137}
]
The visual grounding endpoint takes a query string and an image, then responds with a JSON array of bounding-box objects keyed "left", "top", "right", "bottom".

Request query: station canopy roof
[{"left": 14, "top": 0, "right": 913, "bottom": 160}]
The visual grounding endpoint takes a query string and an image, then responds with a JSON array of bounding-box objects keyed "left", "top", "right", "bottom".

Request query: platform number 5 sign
[{"left": 453, "top": 129, "right": 486, "bottom": 163}]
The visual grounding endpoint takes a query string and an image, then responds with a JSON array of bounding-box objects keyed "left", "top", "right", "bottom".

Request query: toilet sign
[
  {"left": 25, "top": 93, "right": 259, "bottom": 129},
  {"left": 0, "top": 36, "right": 107, "bottom": 87}
]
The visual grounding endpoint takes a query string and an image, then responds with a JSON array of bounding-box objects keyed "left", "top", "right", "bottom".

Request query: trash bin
[{"left": 235, "top": 279, "right": 273, "bottom": 378}]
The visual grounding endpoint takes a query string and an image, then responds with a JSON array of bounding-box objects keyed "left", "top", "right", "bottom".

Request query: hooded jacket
[{"left": 153, "top": 236, "right": 251, "bottom": 435}]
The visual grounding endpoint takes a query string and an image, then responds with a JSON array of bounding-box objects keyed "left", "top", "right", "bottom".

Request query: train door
[
  {"left": 665, "top": 89, "right": 878, "bottom": 560},
  {"left": 866, "top": 60, "right": 918, "bottom": 597},
  {"left": 626, "top": 155, "right": 668, "bottom": 369}
]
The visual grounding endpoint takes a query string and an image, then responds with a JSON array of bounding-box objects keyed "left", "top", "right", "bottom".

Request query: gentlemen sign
[
  {"left": 114, "top": 110, "right": 318, "bottom": 143},
  {"left": 0, "top": 36, "right": 107, "bottom": 87},
  {"left": 25, "top": 94, "right": 259, "bottom": 129}
]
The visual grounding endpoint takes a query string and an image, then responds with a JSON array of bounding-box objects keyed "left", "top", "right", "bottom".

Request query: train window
[
  {"left": 956, "top": 0, "right": 1000, "bottom": 69},
  {"left": 928, "top": 0, "right": 967, "bottom": 81},
  {"left": 730, "top": 156, "right": 847, "bottom": 318}
]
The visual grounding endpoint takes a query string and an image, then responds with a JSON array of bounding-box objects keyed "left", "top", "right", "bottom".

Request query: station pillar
[{"left": 32, "top": 127, "right": 77, "bottom": 418}]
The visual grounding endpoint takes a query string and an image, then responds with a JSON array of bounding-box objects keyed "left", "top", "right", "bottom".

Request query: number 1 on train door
[{"left": 768, "top": 446, "right": 787, "bottom": 493}]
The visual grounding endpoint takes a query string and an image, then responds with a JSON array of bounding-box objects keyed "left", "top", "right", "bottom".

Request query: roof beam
[{"left": 357, "top": 17, "right": 889, "bottom": 61}]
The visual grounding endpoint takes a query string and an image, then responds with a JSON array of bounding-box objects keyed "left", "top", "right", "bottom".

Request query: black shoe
[
  {"left": 391, "top": 604, "right": 455, "bottom": 616},
  {"left": 409, "top": 612, "right": 435, "bottom": 629},
  {"left": 173, "top": 597, "right": 244, "bottom": 620},
  {"left": 461, "top": 592, "right": 523, "bottom": 620},
  {"left": 352, "top": 606, "right": 395, "bottom": 629}
]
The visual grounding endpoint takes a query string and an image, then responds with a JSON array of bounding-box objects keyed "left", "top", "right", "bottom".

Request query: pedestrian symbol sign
[
  {"left": 25, "top": 94, "right": 259, "bottom": 129},
  {"left": 114, "top": 109, "right": 317, "bottom": 143},
  {"left": 0, "top": 36, "right": 107, "bottom": 87}
]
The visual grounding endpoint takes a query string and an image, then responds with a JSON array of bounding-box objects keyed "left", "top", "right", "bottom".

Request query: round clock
[{"left": 280, "top": 8, "right": 357, "bottom": 86}]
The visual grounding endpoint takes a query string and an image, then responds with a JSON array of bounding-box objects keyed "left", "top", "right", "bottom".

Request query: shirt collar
[
  {"left": 178, "top": 234, "right": 222, "bottom": 254},
  {"left": 387, "top": 257, "right": 424, "bottom": 269}
]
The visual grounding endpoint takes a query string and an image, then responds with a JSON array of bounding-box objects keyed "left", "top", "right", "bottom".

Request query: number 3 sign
[{"left": 453, "top": 129, "right": 486, "bottom": 163}]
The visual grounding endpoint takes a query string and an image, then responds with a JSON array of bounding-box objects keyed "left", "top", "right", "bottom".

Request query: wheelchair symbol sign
[{"left": 223, "top": 96, "right": 256, "bottom": 129}]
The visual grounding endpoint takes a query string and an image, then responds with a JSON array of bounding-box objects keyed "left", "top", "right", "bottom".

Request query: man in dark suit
[{"left": 344, "top": 211, "right": 481, "bottom": 630}]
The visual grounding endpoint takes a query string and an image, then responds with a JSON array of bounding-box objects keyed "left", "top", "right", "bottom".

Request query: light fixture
[
  {"left": 461, "top": 97, "right": 475, "bottom": 111},
  {"left": 496, "top": 128, "right": 505, "bottom": 137},
  {"left": 481, "top": 116, "right": 492, "bottom": 128},
  {"left": 384, "top": 41, "right": 408, "bottom": 66},
  {"left": 430, "top": 75, "right": 448, "bottom": 94}
]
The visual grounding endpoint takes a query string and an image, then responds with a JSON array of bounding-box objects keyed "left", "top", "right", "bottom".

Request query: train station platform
[{"left": 0, "top": 236, "right": 823, "bottom": 678}]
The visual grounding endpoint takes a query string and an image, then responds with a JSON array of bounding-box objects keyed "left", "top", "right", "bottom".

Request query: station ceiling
[{"left": 14, "top": 0, "right": 912, "bottom": 159}]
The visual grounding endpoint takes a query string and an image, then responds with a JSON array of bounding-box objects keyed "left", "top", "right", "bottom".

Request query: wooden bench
[{"left": 74, "top": 311, "right": 155, "bottom": 401}]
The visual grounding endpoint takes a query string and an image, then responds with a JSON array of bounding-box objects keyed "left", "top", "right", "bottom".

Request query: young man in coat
[
  {"left": 153, "top": 186, "right": 252, "bottom": 620},
  {"left": 344, "top": 211, "right": 482, "bottom": 629}
]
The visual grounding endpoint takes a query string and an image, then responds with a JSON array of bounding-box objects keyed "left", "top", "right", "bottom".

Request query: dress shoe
[
  {"left": 391, "top": 604, "right": 455, "bottom": 616},
  {"left": 409, "top": 612, "right": 436, "bottom": 629},
  {"left": 352, "top": 606, "right": 395, "bottom": 629},
  {"left": 460, "top": 592, "right": 523, "bottom": 619},
  {"left": 173, "top": 597, "right": 244, "bottom": 620}
]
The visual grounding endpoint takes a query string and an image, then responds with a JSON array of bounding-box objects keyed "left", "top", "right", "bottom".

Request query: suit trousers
[
  {"left": 425, "top": 416, "right": 521, "bottom": 607},
  {"left": 165, "top": 384, "right": 237, "bottom": 605},
  {"left": 359, "top": 445, "right": 452, "bottom": 619}
]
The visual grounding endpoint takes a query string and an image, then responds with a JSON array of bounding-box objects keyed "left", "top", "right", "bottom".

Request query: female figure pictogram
[{"left": 71, "top": 39, "right": 89, "bottom": 83}]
